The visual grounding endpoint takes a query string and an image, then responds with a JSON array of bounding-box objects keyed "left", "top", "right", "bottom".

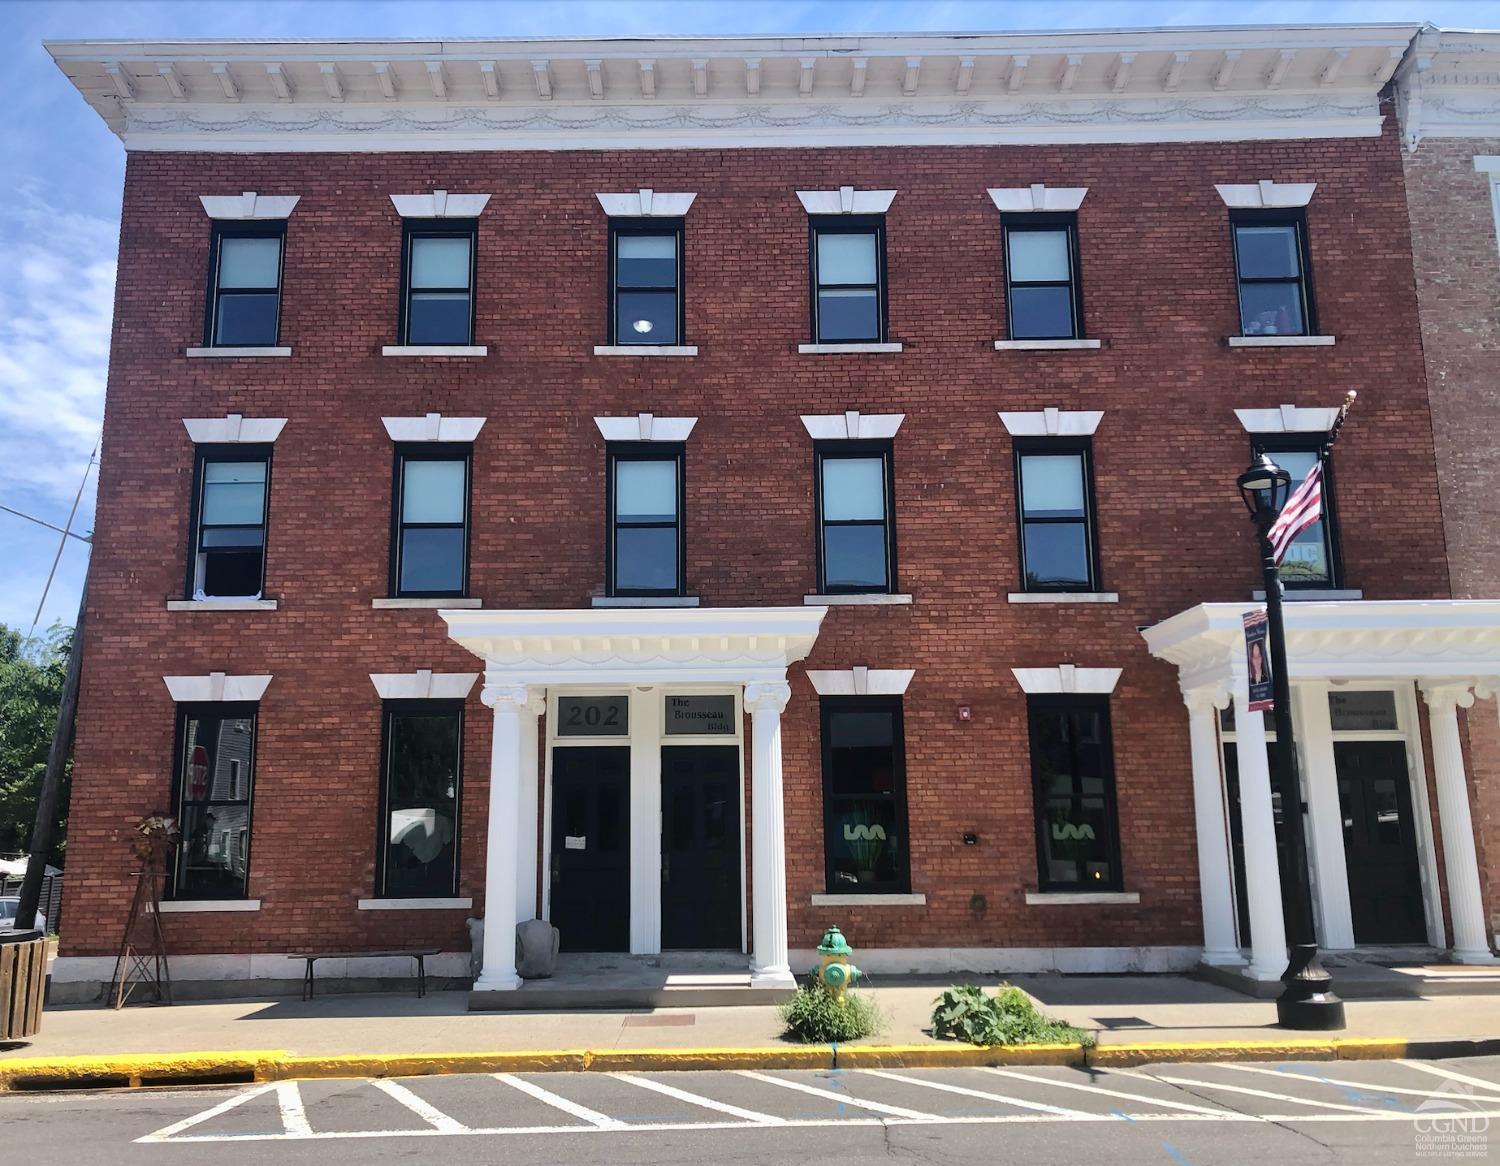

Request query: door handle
[
  {"left": 551, "top": 852, "right": 560, "bottom": 885},
  {"left": 662, "top": 854, "right": 670, "bottom": 884}
]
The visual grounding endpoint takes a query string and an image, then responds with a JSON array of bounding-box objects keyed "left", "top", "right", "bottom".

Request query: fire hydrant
[{"left": 816, "top": 925, "right": 861, "bottom": 999}]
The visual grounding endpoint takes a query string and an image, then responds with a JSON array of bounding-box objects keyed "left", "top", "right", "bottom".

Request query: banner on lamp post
[{"left": 1243, "top": 610, "right": 1273, "bottom": 712}]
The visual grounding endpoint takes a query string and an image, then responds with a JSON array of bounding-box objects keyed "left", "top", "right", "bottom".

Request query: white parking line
[
  {"left": 863, "top": 1069, "right": 1086, "bottom": 1115},
  {"left": 494, "top": 1072, "right": 622, "bottom": 1128},
  {"left": 137, "top": 1081, "right": 279, "bottom": 1143},
  {"left": 1224, "top": 1062, "right": 1500, "bottom": 1103},
  {"left": 981, "top": 1067, "right": 1229, "bottom": 1116},
  {"left": 735, "top": 1070, "right": 942, "bottom": 1120},
  {"left": 613, "top": 1073, "right": 786, "bottom": 1125},
  {"left": 369, "top": 1079, "right": 468, "bottom": 1134},
  {"left": 276, "top": 1082, "right": 312, "bottom": 1136},
  {"left": 1141, "top": 1072, "right": 1397, "bottom": 1114},
  {"left": 1400, "top": 1060, "right": 1500, "bottom": 1095}
]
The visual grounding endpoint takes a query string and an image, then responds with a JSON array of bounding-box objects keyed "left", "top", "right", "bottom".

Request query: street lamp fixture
[{"left": 1237, "top": 453, "right": 1347, "bottom": 1031}]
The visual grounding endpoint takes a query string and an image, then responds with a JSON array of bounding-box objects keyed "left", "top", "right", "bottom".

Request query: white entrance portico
[
  {"left": 442, "top": 606, "right": 826, "bottom": 993},
  {"left": 1144, "top": 600, "right": 1500, "bottom": 978}
]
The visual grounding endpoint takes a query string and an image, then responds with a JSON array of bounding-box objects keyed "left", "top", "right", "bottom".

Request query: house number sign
[
  {"left": 664, "top": 695, "right": 736, "bottom": 736},
  {"left": 556, "top": 696, "right": 629, "bottom": 737}
]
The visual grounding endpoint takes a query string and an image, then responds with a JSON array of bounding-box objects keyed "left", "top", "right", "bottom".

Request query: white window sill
[
  {"left": 157, "top": 899, "right": 262, "bottom": 913},
  {"left": 166, "top": 599, "right": 278, "bottom": 611},
  {"left": 591, "top": 595, "right": 701, "bottom": 607},
  {"left": 811, "top": 893, "right": 926, "bottom": 907},
  {"left": 381, "top": 345, "right": 488, "bottom": 357},
  {"left": 1008, "top": 592, "right": 1119, "bottom": 604},
  {"left": 1226, "top": 335, "right": 1336, "bottom": 348},
  {"left": 184, "top": 346, "right": 291, "bottom": 358},
  {"left": 1252, "top": 588, "right": 1364, "bottom": 602},
  {"left": 593, "top": 345, "right": 699, "bottom": 357},
  {"left": 798, "top": 342, "right": 903, "bottom": 355},
  {"left": 1025, "top": 891, "right": 1140, "bottom": 906},
  {"left": 804, "top": 593, "right": 913, "bottom": 606},
  {"left": 357, "top": 897, "right": 473, "bottom": 911},
  {"left": 372, "top": 597, "right": 483, "bottom": 609},
  {"left": 993, "top": 339, "right": 1102, "bottom": 351}
]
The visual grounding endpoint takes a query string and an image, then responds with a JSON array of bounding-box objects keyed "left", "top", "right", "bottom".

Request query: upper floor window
[
  {"left": 610, "top": 220, "right": 683, "bottom": 345},
  {"left": 189, "top": 446, "right": 270, "bottom": 599},
  {"left": 816, "top": 443, "right": 896, "bottom": 594},
  {"left": 1027, "top": 695, "right": 1122, "bottom": 893},
  {"left": 810, "top": 217, "right": 886, "bottom": 343},
  {"left": 400, "top": 220, "right": 476, "bottom": 345},
  {"left": 379, "top": 701, "right": 463, "bottom": 898},
  {"left": 608, "top": 444, "right": 684, "bottom": 596},
  {"left": 206, "top": 223, "right": 284, "bottom": 347},
  {"left": 1015, "top": 442, "right": 1099, "bottom": 592},
  {"left": 171, "top": 703, "right": 257, "bottom": 900},
  {"left": 821, "top": 697, "right": 909, "bottom": 894},
  {"left": 1255, "top": 440, "right": 1340, "bottom": 589},
  {"left": 1004, "top": 215, "right": 1083, "bottom": 340},
  {"left": 1232, "top": 211, "right": 1314, "bottom": 337},
  {"left": 391, "top": 446, "right": 470, "bottom": 598}
]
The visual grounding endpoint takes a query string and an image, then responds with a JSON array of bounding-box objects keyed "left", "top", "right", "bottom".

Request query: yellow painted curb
[
  {"left": 1329, "top": 1038, "right": 1410, "bottom": 1061},
  {"left": 587, "top": 1047, "right": 832, "bottom": 1072},
  {"left": 1089, "top": 1038, "right": 1411, "bottom": 1067},
  {"left": 836, "top": 1043, "right": 1087, "bottom": 1069},
  {"left": 0, "top": 1050, "right": 285, "bottom": 1090},
  {"left": 272, "top": 1050, "right": 590, "bottom": 1080}
]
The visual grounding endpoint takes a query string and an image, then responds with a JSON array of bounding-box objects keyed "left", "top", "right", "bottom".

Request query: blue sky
[{"left": 4, "top": 0, "right": 1499, "bottom": 635}]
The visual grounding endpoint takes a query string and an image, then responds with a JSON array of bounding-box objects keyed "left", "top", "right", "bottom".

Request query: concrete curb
[{"left": 2, "top": 1036, "right": 1496, "bottom": 1092}]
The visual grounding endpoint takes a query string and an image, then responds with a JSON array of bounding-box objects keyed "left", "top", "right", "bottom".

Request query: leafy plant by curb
[
  {"left": 779, "top": 977, "right": 882, "bottom": 1043},
  {"left": 931, "top": 984, "right": 1094, "bottom": 1048}
]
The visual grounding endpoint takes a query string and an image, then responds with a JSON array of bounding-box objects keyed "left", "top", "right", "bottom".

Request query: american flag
[{"left": 1266, "top": 462, "right": 1323, "bottom": 564}]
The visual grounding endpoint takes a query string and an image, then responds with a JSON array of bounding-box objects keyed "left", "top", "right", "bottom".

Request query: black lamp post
[{"left": 1236, "top": 453, "right": 1346, "bottom": 1031}]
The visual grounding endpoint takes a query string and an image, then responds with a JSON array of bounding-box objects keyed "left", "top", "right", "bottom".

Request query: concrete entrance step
[
  {"left": 1197, "top": 955, "right": 1500, "bottom": 1000},
  {"left": 469, "top": 952, "right": 798, "bottom": 1011}
]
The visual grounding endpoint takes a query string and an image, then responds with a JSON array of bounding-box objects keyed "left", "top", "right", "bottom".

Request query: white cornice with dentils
[
  {"left": 46, "top": 27, "right": 1417, "bottom": 152},
  {"left": 1394, "top": 27, "right": 1500, "bottom": 149}
]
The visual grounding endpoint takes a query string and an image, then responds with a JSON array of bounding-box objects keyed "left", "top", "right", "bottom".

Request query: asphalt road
[{"left": 1, "top": 1056, "right": 1496, "bottom": 1165}]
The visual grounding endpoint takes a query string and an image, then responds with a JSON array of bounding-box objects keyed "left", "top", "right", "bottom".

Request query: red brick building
[{"left": 46, "top": 26, "right": 1500, "bottom": 1002}]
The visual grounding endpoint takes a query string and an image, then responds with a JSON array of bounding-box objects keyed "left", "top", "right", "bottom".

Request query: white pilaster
[
  {"left": 515, "top": 691, "right": 546, "bottom": 926},
  {"left": 1183, "top": 686, "right": 1244, "bottom": 966},
  {"left": 1232, "top": 688, "right": 1289, "bottom": 980},
  {"left": 746, "top": 680, "right": 794, "bottom": 988},
  {"left": 476, "top": 681, "right": 531, "bottom": 991},
  {"left": 629, "top": 686, "right": 663, "bottom": 956},
  {"left": 1293, "top": 681, "right": 1356, "bottom": 950},
  {"left": 1420, "top": 683, "right": 1497, "bottom": 964}
]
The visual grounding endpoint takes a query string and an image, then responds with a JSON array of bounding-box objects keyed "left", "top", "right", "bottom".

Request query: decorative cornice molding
[
  {"left": 199, "top": 192, "right": 299, "bottom": 219},
  {"left": 596, "top": 189, "right": 696, "bottom": 217},
  {"left": 1214, "top": 179, "right": 1316, "bottom": 208},
  {"left": 381, "top": 413, "right": 486, "bottom": 442},
  {"left": 1395, "top": 27, "right": 1500, "bottom": 147},
  {"left": 369, "top": 670, "right": 479, "bottom": 700},
  {"left": 799, "top": 411, "right": 904, "bottom": 441},
  {"left": 182, "top": 414, "right": 286, "bottom": 444},
  {"left": 998, "top": 408, "right": 1104, "bottom": 437},
  {"left": 987, "top": 184, "right": 1088, "bottom": 213},
  {"left": 806, "top": 667, "right": 915, "bottom": 696},
  {"left": 1013, "top": 665, "right": 1122, "bottom": 695},
  {"left": 162, "top": 672, "right": 272, "bottom": 702},
  {"left": 389, "top": 190, "right": 490, "bottom": 218},
  {"left": 594, "top": 413, "right": 697, "bottom": 442}
]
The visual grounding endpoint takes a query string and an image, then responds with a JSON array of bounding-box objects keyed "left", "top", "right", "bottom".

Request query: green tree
[{"left": 0, "top": 623, "right": 72, "bottom": 863}]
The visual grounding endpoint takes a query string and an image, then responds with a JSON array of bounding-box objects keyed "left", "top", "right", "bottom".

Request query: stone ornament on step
[{"left": 516, "top": 918, "right": 561, "bottom": 979}]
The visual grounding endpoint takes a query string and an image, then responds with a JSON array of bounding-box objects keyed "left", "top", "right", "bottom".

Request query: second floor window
[
  {"left": 189, "top": 447, "right": 270, "bottom": 599},
  {"left": 811, "top": 217, "right": 885, "bottom": 343},
  {"left": 610, "top": 221, "right": 682, "bottom": 345},
  {"left": 1232, "top": 211, "right": 1314, "bottom": 337},
  {"left": 816, "top": 444, "right": 896, "bottom": 594},
  {"left": 1015, "top": 443, "right": 1099, "bottom": 592},
  {"left": 172, "top": 704, "right": 257, "bottom": 901},
  {"left": 1004, "top": 216, "right": 1083, "bottom": 340},
  {"left": 392, "top": 447, "right": 470, "bottom": 598},
  {"left": 206, "top": 224, "right": 284, "bottom": 347},
  {"left": 401, "top": 221, "right": 476, "bottom": 345},
  {"left": 1255, "top": 441, "right": 1340, "bottom": 589},
  {"left": 608, "top": 445, "right": 684, "bottom": 596}
]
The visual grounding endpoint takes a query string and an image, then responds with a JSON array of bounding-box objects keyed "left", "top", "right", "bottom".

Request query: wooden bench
[{"left": 291, "top": 949, "right": 441, "bottom": 1000}]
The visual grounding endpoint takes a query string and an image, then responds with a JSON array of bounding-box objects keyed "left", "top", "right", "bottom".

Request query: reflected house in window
[
  {"left": 172, "top": 705, "right": 257, "bottom": 900},
  {"left": 379, "top": 703, "right": 462, "bottom": 898}
]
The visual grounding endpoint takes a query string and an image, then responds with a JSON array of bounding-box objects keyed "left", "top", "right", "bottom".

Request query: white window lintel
[
  {"left": 199, "top": 192, "right": 300, "bottom": 220},
  {"left": 389, "top": 191, "right": 491, "bottom": 218},
  {"left": 799, "top": 411, "right": 904, "bottom": 441},
  {"left": 381, "top": 414, "right": 487, "bottom": 443},
  {"left": 797, "top": 187, "right": 896, "bottom": 215},
  {"left": 1215, "top": 180, "right": 1317, "bottom": 209},
  {"left": 806, "top": 667, "right": 915, "bottom": 696},
  {"left": 1012, "top": 665, "right": 1121, "bottom": 695},
  {"left": 987, "top": 184, "right": 1088, "bottom": 213},
  {"left": 182, "top": 415, "right": 286, "bottom": 445},
  {"left": 1233, "top": 404, "right": 1341, "bottom": 434},
  {"left": 594, "top": 414, "right": 697, "bottom": 443},
  {"left": 596, "top": 189, "right": 697, "bottom": 218},
  {"left": 369, "top": 671, "right": 480, "bottom": 701},
  {"left": 163, "top": 673, "right": 273, "bottom": 702},
  {"left": 998, "top": 408, "right": 1104, "bottom": 437}
]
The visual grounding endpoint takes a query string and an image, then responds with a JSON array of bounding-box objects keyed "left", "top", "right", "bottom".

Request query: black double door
[
  {"left": 550, "top": 747, "right": 630, "bottom": 952},
  {"left": 1335, "top": 741, "right": 1426, "bottom": 945},
  {"left": 661, "top": 746, "right": 741, "bottom": 950}
]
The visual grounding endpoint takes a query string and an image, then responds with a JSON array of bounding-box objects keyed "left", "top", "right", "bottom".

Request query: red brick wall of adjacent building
[
  {"left": 64, "top": 109, "right": 1449, "bottom": 961},
  {"left": 1404, "top": 134, "right": 1500, "bottom": 940}
]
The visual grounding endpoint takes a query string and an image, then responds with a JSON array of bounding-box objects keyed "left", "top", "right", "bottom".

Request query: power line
[{"left": 28, "top": 443, "right": 98, "bottom": 640}]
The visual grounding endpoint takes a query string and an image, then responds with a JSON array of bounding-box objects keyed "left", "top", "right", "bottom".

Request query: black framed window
[
  {"left": 1003, "top": 215, "right": 1083, "bottom": 340},
  {"left": 821, "top": 698, "right": 909, "bottom": 894},
  {"left": 609, "top": 220, "right": 683, "bottom": 345},
  {"left": 607, "top": 444, "right": 685, "bottom": 597},
  {"left": 171, "top": 703, "right": 257, "bottom": 900},
  {"left": 188, "top": 445, "right": 270, "bottom": 599},
  {"left": 1254, "top": 439, "right": 1341, "bottom": 589},
  {"left": 1015, "top": 442, "right": 1099, "bottom": 592},
  {"left": 378, "top": 701, "right": 462, "bottom": 898},
  {"left": 816, "top": 443, "right": 896, "bottom": 594},
  {"left": 810, "top": 216, "right": 886, "bottom": 343},
  {"left": 1231, "top": 211, "right": 1315, "bottom": 337},
  {"left": 400, "top": 220, "right": 476, "bottom": 345},
  {"left": 391, "top": 446, "right": 470, "bottom": 598},
  {"left": 1028, "top": 695, "right": 1122, "bottom": 893},
  {"left": 205, "top": 223, "right": 285, "bottom": 347}
]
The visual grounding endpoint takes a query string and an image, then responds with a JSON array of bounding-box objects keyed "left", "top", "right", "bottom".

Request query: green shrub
[
  {"left": 779, "top": 977, "right": 882, "bottom": 1043},
  {"left": 931, "top": 983, "right": 1092, "bottom": 1047}
]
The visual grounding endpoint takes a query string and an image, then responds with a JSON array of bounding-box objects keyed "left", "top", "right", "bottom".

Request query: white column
[
  {"left": 1420, "top": 683, "right": 1497, "bottom": 964},
  {"left": 1183, "top": 686, "right": 1243, "bottom": 966},
  {"left": 628, "top": 686, "right": 663, "bottom": 956},
  {"left": 514, "top": 692, "right": 546, "bottom": 926},
  {"left": 1293, "top": 681, "right": 1355, "bottom": 950},
  {"left": 1232, "top": 687, "right": 1289, "bottom": 981},
  {"left": 476, "top": 681, "right": 530, "bottom": 992},
  {"left": 745, "top": 680, "right": 794, "bottom": 989}
]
